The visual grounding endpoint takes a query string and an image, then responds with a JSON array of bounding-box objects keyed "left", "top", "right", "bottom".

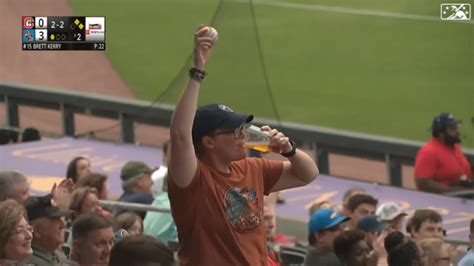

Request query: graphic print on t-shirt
[{"left": 224, "top": 186, "right": 262, "bottom": 234}]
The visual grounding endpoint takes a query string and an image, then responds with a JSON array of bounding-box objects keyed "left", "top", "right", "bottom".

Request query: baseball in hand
[{"left": 203, "top": 26, "right": 219, "bottom": 42}]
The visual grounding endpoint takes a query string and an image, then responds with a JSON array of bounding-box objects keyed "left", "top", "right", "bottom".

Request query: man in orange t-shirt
[
  {"left": 168, "top": 25, "right": 319, "bottom": 265},
  {"left": 415, "top": 112, "right": 472, "bottom": 193}
]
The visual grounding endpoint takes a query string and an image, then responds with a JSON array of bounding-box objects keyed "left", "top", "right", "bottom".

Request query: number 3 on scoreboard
[{"left": 35, "top": 29, "right": 48, "bottom": 42}]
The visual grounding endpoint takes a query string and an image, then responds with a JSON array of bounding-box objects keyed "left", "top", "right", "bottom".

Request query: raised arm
[
  {"left": 169, "top": 26, "right": 214, "bottom": 188},
  {"left": 415, "top": 178, "right": 465, "bottom": 193}
]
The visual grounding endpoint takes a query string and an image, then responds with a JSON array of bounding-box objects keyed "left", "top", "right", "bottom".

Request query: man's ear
[
  {"left": 31, "top": 222, "right": 41, "bottom": 239},
  {"left": 342, "top": 205, "right": 351, "bottom": 215},
  {"left": 316, "top": 231, "right": 324, "bottom": 243},
  {"left": 202, "top": 136, "right": 215, "bottom": 150},
  {"left": 72, "top": 239, "right": 81, "bottom": 254}
]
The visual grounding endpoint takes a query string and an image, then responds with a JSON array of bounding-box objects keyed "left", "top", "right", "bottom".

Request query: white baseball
[{"left": 203, "top": 26, "right": 219, "bottom": 42}]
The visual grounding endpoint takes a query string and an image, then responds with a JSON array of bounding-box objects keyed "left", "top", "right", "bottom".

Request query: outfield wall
[{"left": 1, "top": 81, "right": 473, "bottom": 189}]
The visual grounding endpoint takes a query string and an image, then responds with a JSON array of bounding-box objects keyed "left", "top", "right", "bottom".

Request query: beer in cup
[{"left": 243, "top": 125, "right": 271, "bottom": 153}]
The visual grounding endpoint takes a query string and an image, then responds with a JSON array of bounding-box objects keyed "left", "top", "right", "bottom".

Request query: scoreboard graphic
[{"left": 22, "top": 16, "right": 106, "bottom": 51}]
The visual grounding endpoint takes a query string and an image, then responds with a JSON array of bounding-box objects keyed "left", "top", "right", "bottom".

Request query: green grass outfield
[{"left": 70, "top": 0, "right": 474, "bottom": 147}]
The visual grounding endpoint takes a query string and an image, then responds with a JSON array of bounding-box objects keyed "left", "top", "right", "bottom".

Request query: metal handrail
[{"left": 99, "top": 200, "right": 171, "bottom": 213}]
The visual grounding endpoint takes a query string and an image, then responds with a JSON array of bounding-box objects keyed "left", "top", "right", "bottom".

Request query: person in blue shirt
[
  {"left": 143, "top": 144, "right": 178, "bottom": 247},
  {"left": 118, "top": 161, "right": 155, "bottom": 219},
  {"left": 458, "top": 219, "right": 474, "bottom": 266}
]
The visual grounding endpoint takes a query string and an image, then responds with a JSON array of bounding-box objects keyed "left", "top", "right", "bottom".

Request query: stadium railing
[
  {"left": 1, "top": 81, "right": 473, "bottom": 187},
  {"left": 99, "top": 200, "right": 171, "bottom": 213},
  {"left": 101, "top": 200, "right": 469, "bottom": 246}
]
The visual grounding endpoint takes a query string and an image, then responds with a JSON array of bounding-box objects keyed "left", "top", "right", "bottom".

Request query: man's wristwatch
[
  {"left": 189, "top": 67, "right": 206, "bottom": 82},
  {"left": 280, "top": 140, "right": 297, "bottom": 158}
]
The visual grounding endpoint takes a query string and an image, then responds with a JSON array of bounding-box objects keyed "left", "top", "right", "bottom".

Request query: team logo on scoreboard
[
  {"left": 22, "top": 29, "right": 35, "bottom": 42},
  {"left": 89, "top": 23, "right": 102, "bottom": 30},
  {"left": 23, "top": 17, "right": 35, "bottom": 29},
  {"left": 85, "top": 17, "right": 105, "bottom": 41}
]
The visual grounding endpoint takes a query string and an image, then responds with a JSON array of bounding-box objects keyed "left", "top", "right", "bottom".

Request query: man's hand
[
  {"left": 261, "top": 125, "right": 292, "bottom": 154},
  {"left": 194, "top": 25, "right": 215, "bottom": 70},
  {"left": 445, "top": 243, "right": 466, "bottom": 264},
  {"left": 373, "top": 227, "right": 393, "bottom": 256},
  {"left": 169, "top": 25, "right": 215, "bottom": 188},
  {"left": 368, "top": 227, "right": 394, "bottom": 266}
]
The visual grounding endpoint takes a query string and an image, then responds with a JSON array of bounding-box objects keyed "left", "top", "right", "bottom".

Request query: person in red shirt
[
  {"left": 415, "top": 112, "right": 472, "bottom": 193},
  {"left": 168, "top": 25, "right": 319, "bottom": 265}
]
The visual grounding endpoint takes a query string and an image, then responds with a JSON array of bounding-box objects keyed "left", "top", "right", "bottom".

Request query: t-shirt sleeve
[
  {"left": 260, "top": 158, "right": 284, "bottom": 195},
  {"left": 168, "top": 162, "right": 203, "bottom": 226},
  {"left": 414, "top": 148, "right": 437, "bottom": 179}
]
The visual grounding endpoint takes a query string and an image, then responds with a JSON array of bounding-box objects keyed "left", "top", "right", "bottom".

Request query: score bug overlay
[{"left": 21, "top": 16, "right": 106, "bottom": 51}]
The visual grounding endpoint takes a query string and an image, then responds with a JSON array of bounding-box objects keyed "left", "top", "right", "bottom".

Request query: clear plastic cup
[{"left": 243, "top": 125, "right": 271, "bottom": 153}]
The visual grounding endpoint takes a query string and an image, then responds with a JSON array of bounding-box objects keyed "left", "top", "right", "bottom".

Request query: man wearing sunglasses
[{"left": 168, "top": 25, "right": 319, "bottom": 266}]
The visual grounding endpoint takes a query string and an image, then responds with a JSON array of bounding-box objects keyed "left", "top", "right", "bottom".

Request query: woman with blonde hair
[
  {"left": 65, "top": 187, "right": 111, "bottom": 254},
  {"left": 69, "top": 187, "right": 111, "bottom": 220},
  {"left": 418, "top": 238, "right": 456, "bottom": 266},
  {"left": 0, "top": 200, "right": 33, "bottom": 264}
]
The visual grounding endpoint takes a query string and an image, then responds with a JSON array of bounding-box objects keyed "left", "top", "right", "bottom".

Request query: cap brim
[
  {"left": 148, "top": 167, "right": 159, "bottom": 174},
  {"left": 446, "top": 120, "right": 461, "bottom": 126},
  {"left": 220, "top": 114, "right": 254, "bottom": 130},
  {"left": 323, "top": 215, "right": 350, "bottom": 230},
  {"left": 49, "top": 209, "right": 71, "bottom": 218},
  {"left": 374, "top": 222, "right": 387, "bottom": 232},
  {"left": 384, "top": 211, "right": 408, "bottom": 221}
]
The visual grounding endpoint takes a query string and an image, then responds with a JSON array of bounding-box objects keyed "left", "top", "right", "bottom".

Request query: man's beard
[{"left": 444, "top": 134, "right": 461, "bottom": 146}]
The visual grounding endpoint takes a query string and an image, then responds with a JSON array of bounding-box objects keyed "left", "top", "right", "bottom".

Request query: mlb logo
[{"left": 440, "top": 3, "right": 471, "bottom": 20}]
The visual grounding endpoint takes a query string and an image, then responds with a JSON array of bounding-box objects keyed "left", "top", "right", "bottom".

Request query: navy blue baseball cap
[
  {"left": 192, "top": 104, "right": 253, "bottom": 145},
  {"left": 432, "top": 112, "right": 460, "bottom": 129},
  {"left": 308, "top": 208, "right": 350, "bottom": 234},
  {"left": 356, "top": 215, "right": 387, "bottom": 233},
  {"left": 24, "top": 194, "right": 70, "bottom": 221}
]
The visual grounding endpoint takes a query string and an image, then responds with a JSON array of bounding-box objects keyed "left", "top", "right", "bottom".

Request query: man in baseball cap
[
  {"left": 24, "top": 194, "right": 70, "bottom": 265},
  {"left": 415, "top": 112, "right": 472, "bottom": 193},
  {"left": 376, "top": 202, "right": 407, "bottom": 231},
  {"left": 306, "top": 208, "right": 350, "bottom": 266},
  {"left": 356, "top": 215, "right": 387, "bottom": 251},
  {"left": 192, "top": 103, "right": 254, "bottom": 146},
  {"left": 168, "top": 26, "right": 318, "bottom": 265},
  {"left": 118, "top": 161, "right": 156, "bottom": 219}
]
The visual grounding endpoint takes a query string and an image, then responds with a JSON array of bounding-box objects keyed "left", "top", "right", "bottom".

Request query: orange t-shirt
[{"left": 168, "top": 157, "right": 283, "bottom": 266}]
